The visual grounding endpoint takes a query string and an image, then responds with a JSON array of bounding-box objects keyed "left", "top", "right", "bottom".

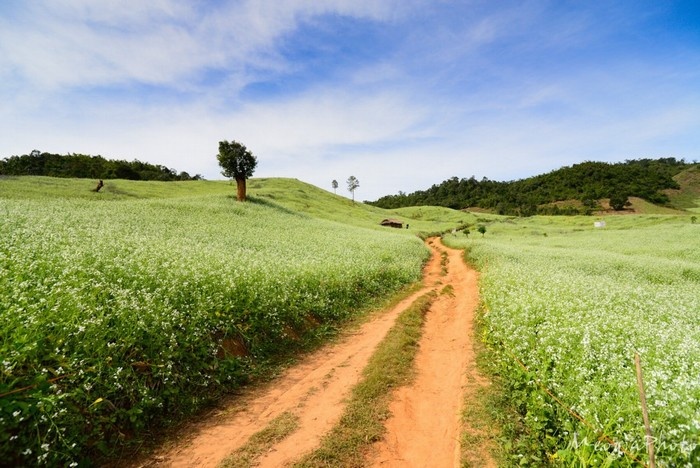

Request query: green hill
[
  {"left": 2, "top": 175, "right": 696, "bottom": 465},
  {"left": 247, "top": 178, "right": 479, "bottom": 234},
  {"left": 0, "top": 150, "right": 201, "bottom": 181},
  {"left": 369, "top": 158, "right": 698, "bottom": 216},
  {"left": 666, "top": 165, "right": 700, "bottom": 213},
  {"left": 0, "top": 175, "right": 476, "bottom": 235},
  {"left": 1, "top": 175, "right": 448, "bottom": 465}
]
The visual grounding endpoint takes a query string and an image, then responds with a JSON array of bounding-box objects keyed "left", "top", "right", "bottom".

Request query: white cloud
[
  {"left": 0, "top": 0, "right": 415, "bottom": 91},
  {"left": 230, "top": 89, "right": 428, "bottom": 151},
  {"left": 1, "top": 2, "right": 199, "bottom": 89},
  {"left": 1, "top": 1, "right": 699, "bottom": 202}
]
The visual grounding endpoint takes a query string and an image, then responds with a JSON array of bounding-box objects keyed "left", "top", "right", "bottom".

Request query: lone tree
[
  {"left": 217, "top": 140, "right": 258, "bottom": 201},
  {"left": 477, "top": 225, "right": 487, "bottom": 237},
  {"left": 347, "top": 175, "right": 360, "bottom": 202},
  {"left": 609, "top": 192, "right": 630, "bottom": 211},
  {"left": 332, "top": 179, "right": 338, "bottom": 194}
]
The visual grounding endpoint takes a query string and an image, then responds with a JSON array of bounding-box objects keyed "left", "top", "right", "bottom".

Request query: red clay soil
[
  {"left": 368, "top": 239, "right": 496, "bottom": 467},
  {"left": 136, "top": 238, "right": 493, "bottom": 467}
]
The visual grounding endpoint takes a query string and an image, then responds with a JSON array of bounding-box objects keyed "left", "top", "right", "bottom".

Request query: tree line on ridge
[
  {"left": 368, "top": 158, "right": 692, "bottom": 216},
  {"left": 0, "top": 150, "right": 202, "bottom": 181}
]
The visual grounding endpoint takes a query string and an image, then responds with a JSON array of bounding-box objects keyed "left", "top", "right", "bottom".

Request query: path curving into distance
[
  {"left": 368, "top": 238, "right": 496, "bottom": 467},
  {"left": 136, "top": 238, "right": 494, "bottom": 467}
]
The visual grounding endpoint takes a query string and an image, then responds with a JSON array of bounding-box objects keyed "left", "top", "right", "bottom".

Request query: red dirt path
[
  {"left": 137, "top": 238, "right": 494, "bottom": 467},
  {"left": 368, "top": 239, "right": 495, "bottom": 467}
]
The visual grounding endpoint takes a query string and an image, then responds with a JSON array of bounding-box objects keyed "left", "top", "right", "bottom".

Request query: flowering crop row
[
  {"left": 452, "top": 222, "right": 700, "bottom": 466},
  {"left": 0, "top": 193, "right": 427, "bottom": 465}
]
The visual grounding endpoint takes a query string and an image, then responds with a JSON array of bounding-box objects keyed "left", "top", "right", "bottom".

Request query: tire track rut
[
  {"left": 368, "top": 238, "right": 495, "bottom": 467},
  {"left": 142, "top": 239, "right": 445, "bottom": 467}
]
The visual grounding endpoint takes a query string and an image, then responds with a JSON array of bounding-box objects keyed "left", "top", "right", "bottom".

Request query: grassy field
[
  {"left": 0, "top": 175, "right": 478, "bottom": 235},
  {"left": 3, "top": 175, "right": 698, "bottom": 466},
  {"left": 247, "top": 177, "right": 479, "bottom": 235},
  {"left": 668, "top": 165, "right": 700, "bottom": 213},
  {"left": 444, "top": 214, "right": 700, "bottom": 466},
  {"left": 0, "top": 176, "right": 442, "bottom": 466}
]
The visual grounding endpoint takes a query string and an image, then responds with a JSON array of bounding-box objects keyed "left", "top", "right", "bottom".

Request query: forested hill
[
  {"left": 369, "top": 158, "right": 693, "bottom": 216},
  {"left": 0, "top": 150, "right": 201, "bottom": 181}
]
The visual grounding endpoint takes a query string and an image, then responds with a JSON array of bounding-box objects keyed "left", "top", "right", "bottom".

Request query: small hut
[{"left": 380, "top": 218, "right": 403, "bottom": 228}]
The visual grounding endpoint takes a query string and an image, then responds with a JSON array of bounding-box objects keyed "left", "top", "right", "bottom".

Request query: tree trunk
[{"left": 236, "top": 177, "right": 247, "bottom": 201}]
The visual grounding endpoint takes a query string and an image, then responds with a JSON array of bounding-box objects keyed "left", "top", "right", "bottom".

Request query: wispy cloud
[
  {"left": 0, "top": 0, "right": 414, "bottom": 91},
  {"left": 1, "top": 1, "right": 699, "bottom": 200}
]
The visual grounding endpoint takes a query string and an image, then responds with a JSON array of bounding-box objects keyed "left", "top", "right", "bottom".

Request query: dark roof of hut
[{"left": 380, "top": 218, "right": 403, "bottom": 225}]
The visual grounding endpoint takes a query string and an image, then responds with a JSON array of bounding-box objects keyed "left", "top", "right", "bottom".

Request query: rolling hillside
[
  {"left": 667, "top": 164, "right": 700, "bottom": 213},
  {"left": 2, "top": 175, "right": 697, "bottom": 465},
  {"left": 369, "top": 158, "right": 698, "bottom": 216},
  {"left": 0, "top": 175, "right": 478, "bottom": 235},
  {"left": 1, "top": 175, "right": 445, "bottom": 465}
]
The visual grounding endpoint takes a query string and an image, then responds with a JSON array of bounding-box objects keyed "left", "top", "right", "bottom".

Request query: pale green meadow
[
  {"left": 0, "top": 177, "right": 428, "bottom": 465},
  {"left": 445, "top": 215, "right": 700, "bottom": 466},
  {"left": 4, "top": 175, "right": 699, "bottom": 466}
]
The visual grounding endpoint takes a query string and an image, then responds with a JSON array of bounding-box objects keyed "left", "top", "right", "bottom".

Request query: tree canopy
[
  {"left": 0, "top": 151, "right": 200, "bottom": 181},
  {"left": 369, "top": 158, "right": 690, "bottom": 216},
  {"left": 217, "top": 140, "right": 258, "bottom": 201},
  {"left": 347, "top": 175, "right": 359, "bottom": 202}
]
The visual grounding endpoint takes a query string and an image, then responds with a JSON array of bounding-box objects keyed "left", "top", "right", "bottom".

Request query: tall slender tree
[
  {"left": 347, "top": 175, "right": 359, "bottom": 202},
  {"left": 332, "top": 179, "right": 338, "bottom": 194},
  {"left": 217, "top": 140, "right": 258, "bottom": 201}
]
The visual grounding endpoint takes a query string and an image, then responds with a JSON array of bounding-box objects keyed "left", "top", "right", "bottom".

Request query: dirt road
[
  {"left": 142, "top": 238, "right": 492, "bottom": 467},
  {"left": 368, "top": 239, "right": 495, "bottom": 467}
]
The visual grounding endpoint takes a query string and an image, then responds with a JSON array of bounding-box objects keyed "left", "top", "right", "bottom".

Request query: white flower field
[
  {"left": 449, "top": 220, "right": 700, "bottom": 466},
  {"left": 0, "top": 189, "right": 427, "bottom": 465},
  {"left": 2, "top": 176, "right": 698, "bottom": 466}
]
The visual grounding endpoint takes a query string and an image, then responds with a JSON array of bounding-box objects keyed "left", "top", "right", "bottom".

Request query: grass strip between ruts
[
  {"left": 292, "top": 291, "right": 437, "bottom": 467},
  {"left": 219, "top": 411, "right": 300, "bottom": 468},
  {"left": 460, "top": 303, "right": 506, "bottom": 467}
]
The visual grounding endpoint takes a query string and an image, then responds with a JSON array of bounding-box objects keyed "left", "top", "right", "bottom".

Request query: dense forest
[
  {"left": 369, "top": 158, "right": 691, "bottom": 216},
  {"left": 0, "top": 150, "right": 201, "bottom": 181}
]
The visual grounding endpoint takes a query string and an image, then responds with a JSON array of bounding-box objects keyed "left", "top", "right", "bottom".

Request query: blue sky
[{"left": 1, "top": 1, "right": 699, "bottom": 200}]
